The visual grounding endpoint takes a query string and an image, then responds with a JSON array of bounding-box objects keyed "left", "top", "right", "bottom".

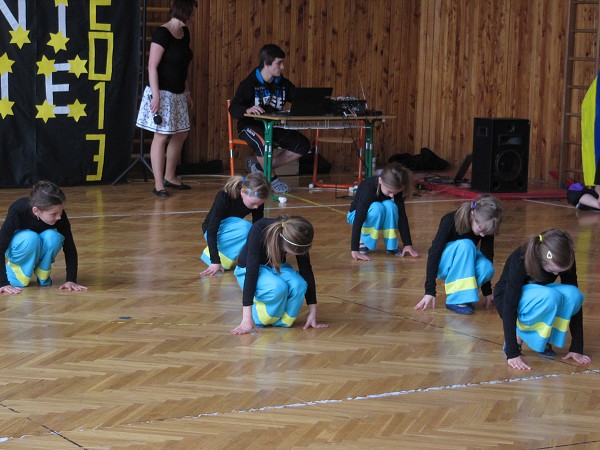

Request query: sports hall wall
[
  {"left": 1, "top": 1, "right": 589, "bottom": 186},
  {"left": 180, "top": 0, "right": 588, "bottom": 185}
]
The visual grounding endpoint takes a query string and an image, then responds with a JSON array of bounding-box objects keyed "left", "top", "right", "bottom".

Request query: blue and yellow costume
[
  {"left": 347, "top": 176, "right": 413, "bottom": 253},
  {"left": 234, "top": 218, "right": 316, "bottom": 328},
  {"left": 494, "top": 247, "right": 584, "bottom": 359},
  {"left": 201, "top": 189, "right": 264, "bottom": 270},
  {"left": 0, "top": 197, "right": 77, "bottom": 288},
  {"left": 424, "top": 210, "right": 494, "bottom": 306}
]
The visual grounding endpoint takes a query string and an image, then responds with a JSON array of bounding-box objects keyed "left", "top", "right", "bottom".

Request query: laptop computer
[{"left": 273, "top": 87, "right": 333, "bottom": 116}]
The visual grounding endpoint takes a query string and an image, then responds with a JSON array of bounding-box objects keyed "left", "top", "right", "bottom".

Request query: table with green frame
[{"left": 245, "top": 114, "right": 394, "bottom": 200}]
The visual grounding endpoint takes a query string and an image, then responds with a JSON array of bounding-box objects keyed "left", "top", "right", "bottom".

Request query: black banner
[{"left": 0, "top": 0, "right": 140, "bottom": 187}]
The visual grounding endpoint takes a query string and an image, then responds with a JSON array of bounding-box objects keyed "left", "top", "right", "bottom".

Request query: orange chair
[
  {"left": 227, "top": 99, "right": 250, "bottom": 176},
  {"left": 312, "top": 126, "right": 365, "bottom": 188}
]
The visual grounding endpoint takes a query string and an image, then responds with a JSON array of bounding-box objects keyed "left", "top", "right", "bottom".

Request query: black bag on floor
[{"left": 388, "top": 147, "right": 449, "bottom": 171}]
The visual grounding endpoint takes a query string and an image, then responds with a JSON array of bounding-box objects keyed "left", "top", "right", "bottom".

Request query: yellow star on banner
[
  {"left": 67, "top": 99, "right": 86, "bottom": 122},
  {"left": 48, "top": 31, "right": 69, "bottom": 53},
  {"left": 9, "top": 26, "right": 30, "bottom": 49},
  {"left": 68, "top": 55, "right": 87, "bottom": 78},
  {"left": 37, "top": 55, "right": 56, "bottom": 77},
  {"left": 0, "top": 97, "right": 15, "bottom": 118},
  {"left": 55, "top": 0, "right": 69, "bottom": 5},
  {"left": 0, "top": 53, "right": 15, "bottom": 75},
  {"left": 36, "top": 100, "right": 56, "bottom": 123}
]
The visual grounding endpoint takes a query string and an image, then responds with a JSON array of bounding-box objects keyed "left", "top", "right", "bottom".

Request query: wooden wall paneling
[
  {"left": 428, "top": 0, "right": 442, "bottom": 156},
  {"left": 366, "top": 1, "right": 390, "bottom": 162},
  {"left": 445, "top": 0, "right": 462, "bottom": 165},
  {"left": 405, "top": 0, "right": 421, "bottom": 154},
  {"left": 193, "top": 0, "right": 212, "bottom": 162},
  {"left": 386, "top": 0, "right": 402, "bottom": 155},
  {"left": 414, "top": 0, "right": 431, "bottom": 153},
  {"left": 505, "top": 1, "right": 536, "bottom": 179},
  {"left": 541, "top": 1, "right": 568, "bottom": 182},
  {"left": 163, "top": 0, "right": 574, "bottom": 186}
]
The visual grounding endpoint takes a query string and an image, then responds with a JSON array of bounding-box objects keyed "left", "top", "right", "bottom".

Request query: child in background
[
  {"left": 347, "top": 162, "right": 418, "bottom": 261},
  {"left": 0, "top": 181, "right": 86, "bottom": 294},
  {"left": 566, "top": 183, "right": 600, "bottom": 211},
  {"left": 494, "top": 229, "right": 591, "bottom": 370},
  {"left": 232, "top": 216, "right": 328, "bottom": 335},
  {"left": 200, "top": 173, "right": 269, "bottom": 276},
  {"left": 414, "top": 194, "right": 503, "bottom": 314}
]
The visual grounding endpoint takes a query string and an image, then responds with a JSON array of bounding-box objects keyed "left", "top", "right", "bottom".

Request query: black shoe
[
  {"left": 445, "top": 304, "right": 474, "bottom": 315},
  {"left": 538, "top": 343, "right": 557, "bottom": 358},
  {"left": 163, "top": 179, "right": 191, "bottom": 190},
  {"left": 153, "top": 188, "right": 169, "bottom": 198}
]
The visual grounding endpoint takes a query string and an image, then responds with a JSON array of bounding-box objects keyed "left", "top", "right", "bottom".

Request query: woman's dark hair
[
  {"left": 29, "top": 180, "right": 65, "bottom": 210},
  {"left": 171, "top": 0, "right": 197, "bottom": 22}
]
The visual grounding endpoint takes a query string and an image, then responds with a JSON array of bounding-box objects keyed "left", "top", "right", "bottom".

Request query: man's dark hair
[
  {"left": 258, "top": 44, "right": 285, "bottom": 68},
  {"left": 171, "top": 0, "right": 197, "bottom": 22}
]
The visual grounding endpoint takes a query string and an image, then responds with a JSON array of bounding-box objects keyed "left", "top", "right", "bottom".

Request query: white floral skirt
[{"left": 136, "top": 86, "right": 190, "bottom": 134}]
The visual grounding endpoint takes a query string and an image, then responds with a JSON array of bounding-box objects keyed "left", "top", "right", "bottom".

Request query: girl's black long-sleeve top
[
  {"left": 201, "top": 190, "right": 264, "bottom": 264},
  {"left": 0, "top": 197, "right": 78, "bottom": 287},
  {"left": 424, "top": 211, "right": 494, "bottom": 297},
  {"left": 494, "top": 247, "right": 583, "bottom": 359},
  {"left": 236, "top": 218, "right": 317, "bottom": 307},
  {"left": 347, "top": 176, "right": 412, "bottom": 252}
]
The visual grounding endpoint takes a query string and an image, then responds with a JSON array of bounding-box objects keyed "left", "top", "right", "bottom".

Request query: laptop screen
[{"left": 288, "top": 87, "right": 333, "bottom": 116}]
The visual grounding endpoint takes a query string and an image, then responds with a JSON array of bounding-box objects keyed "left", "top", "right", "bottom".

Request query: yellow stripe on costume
[
  {"left": 445, "top": 276, "right": 477, "bottom": 294},
  {"left": 551, "top": 316, "right": 570, "bottom": 332},
  {"left": 360, "top": 226, "right": 380, "bottom": 240},
  {"left": 202, "top": 247, "right": 235, "bottom": 270},
  {"left": 7, "top": 261, "right": 31, "bottom": 286},
  {"left": 34, "top": 266, "right": 51, "bottom": 282},
  {"left": 279, "top": 312, "right": 296, "bottom": 327},
  {"left": 517, "top": 319, "right": 552, "bottom": 338},
  {"left": 581, "top": 76, "right": 597, "bottom": 186},
  {"left": 382, "top": 228, "right": 398, "bottom": 239},
  {"left": 254, "top": 300, "right": 279, "bottom": 325}
]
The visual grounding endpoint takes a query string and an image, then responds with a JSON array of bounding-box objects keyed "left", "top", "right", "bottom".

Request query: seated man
[{"left": 229, "top": 44, "right": 310, "bottom": 194}]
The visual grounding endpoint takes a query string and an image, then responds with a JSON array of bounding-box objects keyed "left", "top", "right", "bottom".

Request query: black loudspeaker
[{"left": 471, "top": 118, "right": 530, "bottom": 193}]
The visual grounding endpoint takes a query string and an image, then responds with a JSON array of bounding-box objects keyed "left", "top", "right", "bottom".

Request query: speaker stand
[
  {"left": 112, "top": 130, "right": 153, "bottom": 185},
  {"left": 112, "top": 0, "right": 152, "bottom": 186}
]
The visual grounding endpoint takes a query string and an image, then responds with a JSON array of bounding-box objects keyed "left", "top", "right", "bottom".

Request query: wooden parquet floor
[{"left": 0, "top": 174, "right": 599, "bottom": 449}]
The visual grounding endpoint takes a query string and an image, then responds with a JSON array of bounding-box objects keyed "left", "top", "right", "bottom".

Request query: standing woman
[
  {"left": 347, "top": 162, "right": 418, "bottom": 261},
  {"left": 414, "top": 194, "right": 503, "bottom": 314},
  {"left": 136, "top": 0, "right": 197, "bottom": 198},
  {"left": 200, "top": 173, "right": 270, "bottom": 276},
  {"left": 232, "top": 216, "right": 328, "bottom": 335},
  {"left": 495, "top": 229, "right": 591, "bottom": 370},
  {"left": 0, "top": 181, "right": 86, "bottom": 294}
]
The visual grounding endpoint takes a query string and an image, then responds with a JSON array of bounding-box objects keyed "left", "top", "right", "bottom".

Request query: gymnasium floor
[{"left": 0, "top": 173, "right": 598, "bottom": 449}]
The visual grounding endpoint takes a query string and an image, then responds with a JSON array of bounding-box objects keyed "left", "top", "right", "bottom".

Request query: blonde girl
[
  {"left": 347, "top": 162, "right": 418, "bottom": 261},
  {"left": 200, "top": 173, "right": 269, "bottom": 276},
  {"left": 232, "top": 216, "right": 328, "bottom": 335},
  {"left": 414, "top": 194, "right": 503, "bottom": 314},
  {"left": 495, "top": 229, "right": 591, "bottom": 370}
]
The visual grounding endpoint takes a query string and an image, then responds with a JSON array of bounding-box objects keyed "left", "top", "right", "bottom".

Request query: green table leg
[
  {"left": 365, "top": 121, "right": 375, "bottom": 178},
  {"left": 259, "top": 119, "right": 279, "bottom": 201}
]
